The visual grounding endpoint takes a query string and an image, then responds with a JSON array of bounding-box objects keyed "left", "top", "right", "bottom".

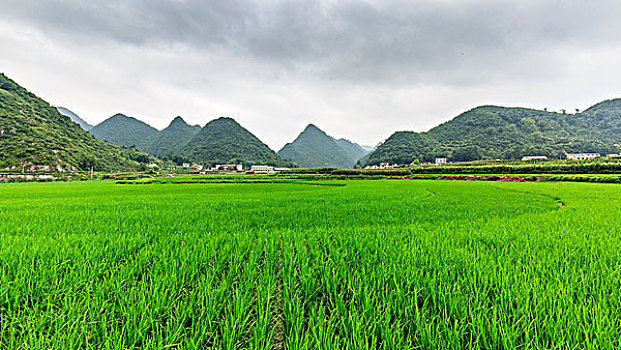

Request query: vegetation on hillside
[
  {"left": 90, "top": 113, "right": 159, "bottom": 151},
  {"left": 0, "top": 73, "right": 154, "bottom": 171},
  {"left": 278, "top": 124, "right": 369, "bottom": 168},
  {"left": 335, "top": 138, "right": 369, "bottom": 163},
  {"left": 143, "top": 116, "right": 200, "bottom": 158},
  {"left": 179, "top": 117, "right": 290, "bottom": 167},
  {"left": 361, "top": 104, "right": 621, "bottom": 166}
]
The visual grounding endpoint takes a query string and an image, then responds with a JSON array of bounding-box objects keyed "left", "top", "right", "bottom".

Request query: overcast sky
[{"left": 2, "top": 0, "right": 621, "bottom": 149}]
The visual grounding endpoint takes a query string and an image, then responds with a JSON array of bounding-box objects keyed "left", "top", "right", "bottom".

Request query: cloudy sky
[{"left": 2, "top": 0, "right": 621, "bottom": 149}]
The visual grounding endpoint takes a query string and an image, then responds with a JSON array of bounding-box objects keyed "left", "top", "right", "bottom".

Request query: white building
[
  {"left": 435, "top": 158, "right": 447, "bottom": 165},
  {"left": 606, "top": 154, "right": 621, "bottom": 158},
  {"left": 250, "top": 165, "right": 275, "bottom": 173},
  {"left": 521, "top": 156, "right": 548, "bottom": 161},
  {"left": 213, "top": 164, "right": 243, "bottom": 172},
  {"left": 566, "top": 153, "right": 600, "bottom": 160},
  {"left": 365, "top": 163, "right": 400, "bottom": 169}
]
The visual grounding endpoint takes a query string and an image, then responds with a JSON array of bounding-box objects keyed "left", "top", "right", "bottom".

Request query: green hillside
[
  {"left": 179, "top": 117, "right": 287, "bottom": 166},
  {"left": 0, "top": 73, "right": 153, "bottom": 171},
  {"left": 335, "top": 138, "right": 370, "bottom": 163},
  {"left": 571, "top": 99, "right": 621, "bottom": 143},
  {"left": 361, "top": 102, "right": 621, "bottom": 166},
  {"left": 56, "top": 107, "right": 93, "bottom": 131},
  {"left": 144, "top": 116, "right": 200, "bottom": 157},
  {"left": 278, "top": 124, "right": 369, "bottom": 168},
  {"left": 90, "top": 113, "right": 159, "bottom": 151}
]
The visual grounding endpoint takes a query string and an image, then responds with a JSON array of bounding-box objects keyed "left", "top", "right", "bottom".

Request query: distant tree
[
  {"left": 78, "top": 154, "right": 98, "bottom": 170},
  {"left": 450, "top": 146, "right": 482, "bottom": 162}
]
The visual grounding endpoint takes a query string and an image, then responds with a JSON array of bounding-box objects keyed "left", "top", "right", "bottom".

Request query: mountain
[
  {"left": 0, "top": 73, "right": 153, "bottom": 171},
  {"left": 278, "top": 124, "right": 370, "bottom": 168},
  {"left": 335, "top": 138, "right": 370, "bottom": 163},
  {"left": 56, "top": 107, "right": 92, "bottom": 131},
  {"left": 144, "top": 116, "right": 200, "bottom": 157},
  {"left": 361, "top": 102, "right": 621, "bottom": 166},
  {"left": 179, "top": 117, "right": 287, "bottom": 166},
  {"left": 90, "top": 113, "right": 159, "bottom": 151}
]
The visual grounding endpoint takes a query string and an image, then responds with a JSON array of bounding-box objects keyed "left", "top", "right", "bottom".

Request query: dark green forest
[{"left": 278, "top": 124, "right": 369, "bottom": 168}]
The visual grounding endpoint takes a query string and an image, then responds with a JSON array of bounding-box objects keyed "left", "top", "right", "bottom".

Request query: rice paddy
[{"left": 1, "top": 180, "right": 620, "bottom": 349}]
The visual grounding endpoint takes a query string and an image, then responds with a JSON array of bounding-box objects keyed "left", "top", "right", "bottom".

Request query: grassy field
[{"left": 1, "top": 180, "right": 620, "bottom": 349}]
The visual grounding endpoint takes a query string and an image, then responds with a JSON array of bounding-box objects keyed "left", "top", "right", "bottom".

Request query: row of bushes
[
  {"left": 542, "top": 175, "right": 621, "bottom": 183},
  {"left": 284, "top": 161, "right": 621, "bottom": 176}
]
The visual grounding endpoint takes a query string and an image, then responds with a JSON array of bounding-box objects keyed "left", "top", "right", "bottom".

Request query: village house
[
  {"left": 212, "top": 164, "right": 243, "bottom": 172},
  {"left": 435, "top": 157, "right": 447, "bottom": 165},
  {"left": 180, "top": 163, "right": 203, "bottom": 170},
  {"left": 521, "top": 156, "right": 548, "bottom": 161},
  {"left": 250, "top": 165, "right": 275, "bottom": 173},
  {"left": 566, "top": 153, "right": 600, "bottom": 160},
  {"left": 365, "top": 163, "right": 400, "bottom": 169},
  {"left": 380, "top": 163, "right": 400, "bottom": 169}
]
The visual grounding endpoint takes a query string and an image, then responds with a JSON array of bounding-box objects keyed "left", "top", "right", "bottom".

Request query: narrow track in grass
[
  {"left": 490, "top": 184, "right": 568, "bottom": 210},
  {"left": 271, "top": 245, "right": 284, "bottom": 350}
]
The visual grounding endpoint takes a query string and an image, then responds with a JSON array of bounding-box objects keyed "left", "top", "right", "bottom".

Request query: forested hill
[
  {"left": 179, "top": 117, "right": 289, "bottom": 167},
  {"left": 0, "top": 73, "right": 153, "bottom": 171},
  {"left": 572, "top": 99, "right": 621, "bottom": 143},
  {"left": 360, "top": 102, "right": 621, "bottom": 166},
  {"left": 90, "top": 113, "right": 159, "bottom": 151},
  {"left": 278, "top": 124, "right": 369, "bottom": 168},
  {"left": 143, "top": 116, "right": 201, "bottom": 157}
]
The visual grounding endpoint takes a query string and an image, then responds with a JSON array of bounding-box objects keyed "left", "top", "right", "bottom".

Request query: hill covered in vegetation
[
  {"left": 0, "top": 73, "right": 153, "bottom": 171},
  {"left": 278, "top": 124, "right": 369, "bottom": 168},
  {"left": 90, "top": 113, "right": 159, "bottom": 151},
  {"left": 361, "top": 102, "right": 621, "bottom": 166},
  {"left": 143, "top": 116, "right": 200, "bottom": 158},
  {"left": 179, "top": 117, "right": 289, "bottom": 166}
]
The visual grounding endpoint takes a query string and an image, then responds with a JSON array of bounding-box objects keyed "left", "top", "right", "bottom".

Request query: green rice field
[{"left": 1, "top": 180, "right": 620, "bottom": 349}]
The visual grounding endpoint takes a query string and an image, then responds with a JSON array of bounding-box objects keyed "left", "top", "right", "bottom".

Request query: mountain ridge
[
  {"left": 278, "top": 124, "right": 370, "bottom": 168},
  {"left": 90, "top": 113, "right": 159, "bottom": 151},
  {"left": 143, "top": 116, "right": 201, "bottom": 157}
]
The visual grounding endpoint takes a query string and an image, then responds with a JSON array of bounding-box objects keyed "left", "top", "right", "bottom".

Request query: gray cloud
[
  {"left": 1, "top": 0, "right": 621, "bottom": 148},
  {"left": 7, "top": 1, "right": 621, "bottom": 78}
]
